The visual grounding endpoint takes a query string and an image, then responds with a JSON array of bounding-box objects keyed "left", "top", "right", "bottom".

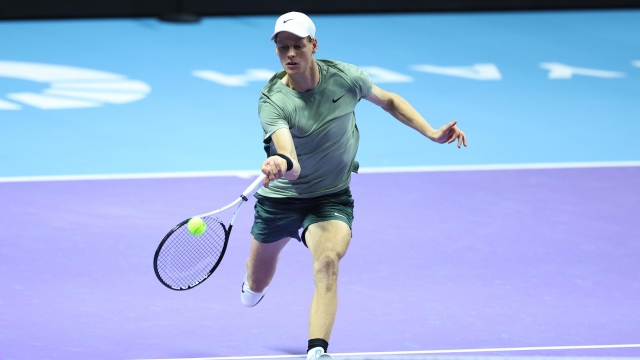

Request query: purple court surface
[
  {"left": 2, "top": 8, "right": 640, "bottom": 360},
  {"left": 1, "top": 168, "right": 639, "bottom": 360}
]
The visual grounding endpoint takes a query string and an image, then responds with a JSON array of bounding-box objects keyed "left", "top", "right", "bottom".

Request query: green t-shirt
[{"left": 257, "top": 59, "right": 373, "bottom": 198}]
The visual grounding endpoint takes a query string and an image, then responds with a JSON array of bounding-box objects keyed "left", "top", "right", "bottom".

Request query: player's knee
[{"left": 313, "top": 252, "right": 339, "bottom": 287}]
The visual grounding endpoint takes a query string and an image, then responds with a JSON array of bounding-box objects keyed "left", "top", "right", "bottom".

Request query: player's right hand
[{"left": 261, "top": 156, "right": 288, "bottom": 187}]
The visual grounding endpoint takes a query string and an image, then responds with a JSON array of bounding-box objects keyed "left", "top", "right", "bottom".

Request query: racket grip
[{"left": 242, "top": 174, "right": 266, "bottom": 198}]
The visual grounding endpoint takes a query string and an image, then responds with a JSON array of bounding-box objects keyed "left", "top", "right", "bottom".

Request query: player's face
[{"left": 275, "top": 32, "right": 317, "bottom": 76}]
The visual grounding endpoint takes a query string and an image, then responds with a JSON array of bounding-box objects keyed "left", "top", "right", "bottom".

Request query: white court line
[
  {"left": 0, "top": 169, "right": 261, "bottom": 183},
  {"left": 137, "top": 344, "right": 640, "bottom": 360},
  {"left": 1, "top": 161, "right": 640, "bottom": 183},
  {"left": 357, "top": 161, "right": 640, "bottom": 173}
]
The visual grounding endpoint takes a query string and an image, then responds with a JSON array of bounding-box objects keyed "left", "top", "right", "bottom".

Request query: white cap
[{"left": 270, "top": 12, "right": 316, "bottom": 41}]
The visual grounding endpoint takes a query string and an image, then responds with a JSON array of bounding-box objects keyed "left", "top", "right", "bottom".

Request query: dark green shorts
[{"left": 251, "top": 188, "right": 354, "bottom": 246}]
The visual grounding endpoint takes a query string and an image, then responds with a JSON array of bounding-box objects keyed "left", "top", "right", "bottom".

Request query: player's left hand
[{"left": 433, "top": 120, "right": 467, "bottom": 148}]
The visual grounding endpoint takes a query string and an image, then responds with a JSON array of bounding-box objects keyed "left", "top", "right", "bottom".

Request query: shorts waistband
[{"left": 255, "top": 187, "right": 351, "bottom": 203}]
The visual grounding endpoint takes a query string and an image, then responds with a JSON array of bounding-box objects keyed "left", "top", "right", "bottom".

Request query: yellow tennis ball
[{"left": 187, "top": 217, "right": 206, "bottom": 236}]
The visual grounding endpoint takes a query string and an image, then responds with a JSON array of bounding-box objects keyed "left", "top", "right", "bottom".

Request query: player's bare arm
[
  {"left": 262, "top": 127, "right": 302, "bottom": 187},
  {"left": 364, "top": 84, "right": 467, "bottom": 148}
]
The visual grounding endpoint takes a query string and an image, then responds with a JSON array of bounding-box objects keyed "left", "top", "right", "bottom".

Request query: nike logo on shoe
[{"left": 332, "top": 94, "right": 345, "bottom": 103}]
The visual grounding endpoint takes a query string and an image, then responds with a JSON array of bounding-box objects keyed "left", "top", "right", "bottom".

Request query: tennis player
[{"left": 241, "top": 11, "right": 466, "bottom": 360}]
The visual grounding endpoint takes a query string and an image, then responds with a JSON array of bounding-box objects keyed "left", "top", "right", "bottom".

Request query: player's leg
[
  {"left": 244, "top": 192, "right": 304, "bottom": 307},
  {"left": 305, "top": 220, "right": 351, "bottom": 341},
  {"left": 242, "top": 236, "right": 290, "bottom": 307},
  {"left": 246, "top": 236, "right": 290, "bottom": 292},
  {"left": 301, "top": 188, "right": 354, "bottom": 359}
]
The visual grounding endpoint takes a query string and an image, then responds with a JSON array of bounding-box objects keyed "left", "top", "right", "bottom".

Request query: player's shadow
[{"left": 265, "top": 345, "right": 305, "bottom": 355}]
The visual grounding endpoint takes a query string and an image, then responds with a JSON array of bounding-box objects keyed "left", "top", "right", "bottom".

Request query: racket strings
[{"left": 156, "top": 217, "right": 227, "bottom": 289}]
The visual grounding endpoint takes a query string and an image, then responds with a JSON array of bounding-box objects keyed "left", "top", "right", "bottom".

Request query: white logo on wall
[
  {"left": 193, "top": 66, "right": 414, "bottom": 86},
  {"left": 0, "top": 60, "right": 151, "bottom": 110},
  {"left": 195, "top": 61, "right": 639, "bottom": 86},
  {"left": 412, "top": 63, "right": 502, "bottom": 80},
  {"left": 539, "top": 62, "right": 625, "bottom": 79},
  {"left": 193, "top": 69, "right": 275, "bottom": 87}
]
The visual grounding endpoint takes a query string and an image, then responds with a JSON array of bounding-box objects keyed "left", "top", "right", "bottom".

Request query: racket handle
[{"left": 242, "top": 174, "right": 266, "bottom": 198}]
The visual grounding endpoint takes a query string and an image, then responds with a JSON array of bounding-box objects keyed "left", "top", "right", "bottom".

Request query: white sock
[{"left": 241, "top": 275, "right": 266, "bottom": 307}]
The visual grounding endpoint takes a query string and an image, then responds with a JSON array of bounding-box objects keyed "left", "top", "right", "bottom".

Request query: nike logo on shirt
[{"left": 332, "top": 95, "right": 345, "bottom": 103}]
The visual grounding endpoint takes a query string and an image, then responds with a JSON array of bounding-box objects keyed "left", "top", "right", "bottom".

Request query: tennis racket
[{"left": 153, "top": 174, "right": 265, "bottom": 291}]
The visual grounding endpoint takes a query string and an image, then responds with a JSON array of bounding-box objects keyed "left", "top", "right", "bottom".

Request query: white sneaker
[
  {"left": 307, "top": 347, "right": 333, "bottom": 360},
  {"left": 240, "top": 275, "right": 266, "bottom": 307}
]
